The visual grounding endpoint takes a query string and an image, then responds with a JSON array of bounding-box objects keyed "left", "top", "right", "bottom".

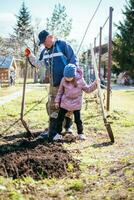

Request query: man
[
  {"left": 10, "top": 71, "right": 16, "bottom": 86},
  {"left": 25, "top": 30, "right": 78, "bottom": 141}
]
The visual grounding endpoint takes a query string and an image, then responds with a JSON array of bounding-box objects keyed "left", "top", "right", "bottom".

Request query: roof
[{"left": 0, "top": 55, "right": 15, "bottom": 69}]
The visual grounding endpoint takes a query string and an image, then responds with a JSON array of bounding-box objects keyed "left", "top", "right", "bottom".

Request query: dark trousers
[
  {"left": 56, "top": 108, "right": 83, "bottom": 135},
  {"left": 46, "top": 86, "right": 73, "bottom": 141}
]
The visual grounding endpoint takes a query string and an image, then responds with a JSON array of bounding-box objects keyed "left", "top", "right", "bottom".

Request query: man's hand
[
  {"left": 25, "top": 48, "right": 31, "bottom": 57},
  {"left": 55, "top": 103, "right": 59, "bottom": 109}
]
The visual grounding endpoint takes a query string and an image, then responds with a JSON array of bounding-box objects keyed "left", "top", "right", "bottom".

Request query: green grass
[
  {"left": 0, "top": 84, "right": 49, "bottom": 134},
  {"left": 65, "top": 179, "right": 84, "bottom": 191},
  {"left": 0, "top": 86, "right": 134, "bottom": 200},
  {"left": 111, "top": 90, "right": 134, "bottom": 114},
  {"left": 0, "top": 85, "right": 22, "bottom": 97}
]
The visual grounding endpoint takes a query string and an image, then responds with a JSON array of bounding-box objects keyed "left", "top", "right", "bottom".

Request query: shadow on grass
[
  {"left": 91, "top": 141, "right": 114, "bottom": 148},
  {"left": 0, "top": 96, "right": 46, "bottom": 137},
  {"left": 1, "top": 130, "right": 42, "bottom": 141},
  {"left": 0, "top": 131, "right": 49, "bottom": 155},
  {"left": 0, "top": 130, "right": 78, "bottom": 156}
]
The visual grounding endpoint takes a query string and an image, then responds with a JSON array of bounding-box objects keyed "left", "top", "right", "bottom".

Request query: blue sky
[{"left": 0, "top": 0, "right": 126, "bottom": 48}]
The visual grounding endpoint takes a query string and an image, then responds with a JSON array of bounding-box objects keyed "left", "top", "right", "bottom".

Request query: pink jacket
[{"left": 55, "top": 68, "right": 97, "bottom": 111}]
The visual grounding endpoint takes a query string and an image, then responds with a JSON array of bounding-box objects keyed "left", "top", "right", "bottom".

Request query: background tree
[
  {"left": 0, "top": 37, "right": 6, "bottom": 55},
  {"left": 0, "top": 36, "right": 15, "bottom": 56},
  {"left": 14, "top": 1, "right": 32, "bottom": 40},
  {"left": 46, "top": 3, "right": 72, "bottom": 39},
  {"left": 112, "top": 0, "right": 134, "bottom": 77},
  {"left": 13, "top": 1, "right": 32, "bottom": 56}
]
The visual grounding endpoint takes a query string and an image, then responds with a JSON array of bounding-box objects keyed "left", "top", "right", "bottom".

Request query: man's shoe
[
  {"left": 37, "top": 131, "right": 48, "bottom": 140},
  {"left": 53, "top": 133, "right": 63, "bottom": 141},
  {"left": 40, "top": 131, "right": 48, "bottom": 138},
  {"left": 78, "top": 134, "right": 86, "bottom": 140}
]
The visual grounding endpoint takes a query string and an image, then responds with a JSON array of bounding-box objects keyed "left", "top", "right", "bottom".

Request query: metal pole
[
  {"left": 94, "top": 37, "right": 96, "bottom": 53},
  {"left": 86, "top": 51, "right": 89, "bottom": 83},
  {"left": 106, "top": 7, "right": 113, "bottom": 111},
  {"left": 98, "top": 27, "right": 102, "bottom": 78}
]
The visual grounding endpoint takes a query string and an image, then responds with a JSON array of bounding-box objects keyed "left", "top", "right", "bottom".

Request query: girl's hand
[{"left": 55, "top": 103, "right": 59, "bottom": 109}]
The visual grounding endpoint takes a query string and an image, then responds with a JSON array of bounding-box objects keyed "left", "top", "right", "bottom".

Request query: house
[{"left": 0, "top": 55, "right": 17, "bottom": 87}]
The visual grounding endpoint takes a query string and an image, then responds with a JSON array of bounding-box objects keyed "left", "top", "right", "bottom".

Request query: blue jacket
[{"left": 37, "top": 40, "right": 77, "bottom": 86}]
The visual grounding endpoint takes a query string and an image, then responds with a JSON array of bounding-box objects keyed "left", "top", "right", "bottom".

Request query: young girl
[{"left": 54, "top": 64, "right": 97, "bottom": 140}]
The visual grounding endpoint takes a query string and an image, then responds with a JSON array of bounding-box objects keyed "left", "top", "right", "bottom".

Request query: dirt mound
[{"left": 0, "top": 142, "right": 79, "bottom": 180}]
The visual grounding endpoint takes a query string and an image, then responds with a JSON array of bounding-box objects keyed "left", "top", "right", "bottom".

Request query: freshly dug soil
[{"left": 0, "top": 139, "right": 79, "bottom": 180}]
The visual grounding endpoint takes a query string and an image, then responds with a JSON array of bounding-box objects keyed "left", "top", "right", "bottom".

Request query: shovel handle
[
  {"left": 21, "top": 58, "right": 28, "bottom": 118},
  {"left": 20, "top": 58, "right": 33, "bottom": 138},
  {"left": 91, "top": 45, "right": 106, "bottom": 120},
  {"left": 91, "top": 44, "right": 114, "bottom": 143}
]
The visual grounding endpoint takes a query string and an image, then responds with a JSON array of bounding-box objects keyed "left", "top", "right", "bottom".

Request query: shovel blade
[
  {"left": 105, "top": 123, "right": 114, "bottom": 143},
  {"left": 21, "top": 119, "right": 33, "bottom": 139}
]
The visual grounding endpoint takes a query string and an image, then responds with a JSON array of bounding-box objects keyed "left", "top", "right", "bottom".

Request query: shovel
[
  {"left": 20, "top": 57, "right": 33, "bottom": 139},
  {"left": 91, "top": 45, "right": 114, "bottom": 143}
]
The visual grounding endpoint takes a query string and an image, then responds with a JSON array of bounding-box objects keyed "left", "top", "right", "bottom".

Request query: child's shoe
[
  {"left": 78, "top": 134, "right": 86, "bottom": 140},
  {"left": 53, "top": 133, "right": 63, "bottom": 141},
  {"left": 65, "top": 128, "right": 73, "bottom": 134}
]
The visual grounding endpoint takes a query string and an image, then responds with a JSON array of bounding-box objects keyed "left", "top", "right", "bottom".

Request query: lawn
[
  {"left": 0, "top": 79, "right": 34, "bottom": 97},
  {"left": 0, "top": 85, "right": 22, "bottom": 97},
  {"left": 0, "top": 85, "right": 133, "bottom": 200}
]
